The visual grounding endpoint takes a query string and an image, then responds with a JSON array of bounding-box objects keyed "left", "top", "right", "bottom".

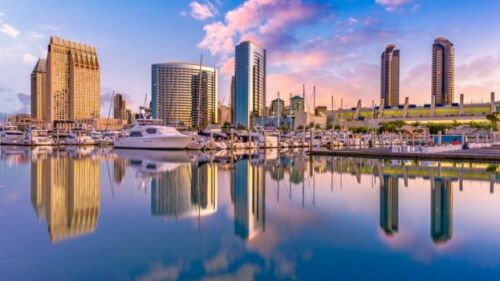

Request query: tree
[{"left": 297, "top": 125, "right": 304, "bottom": 130}]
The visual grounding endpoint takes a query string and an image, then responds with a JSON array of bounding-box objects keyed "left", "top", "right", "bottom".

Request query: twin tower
[{"left": 381, "top": 37, "right": 455, "bottom": 107}]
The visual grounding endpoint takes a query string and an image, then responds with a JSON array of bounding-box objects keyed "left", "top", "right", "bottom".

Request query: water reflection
[
  {"left": 231, "top": 159, "right": 266, "bottom": 241},
  {"left": 380, "top": 175, "right": 399, "bottom": 236},
  {"left": 30, "top": 153, "right": 100, "bottom": 243},
  {"left": 431, "top": 178, "right": 453, "bottom": 244},
  {"left": 2, "top": 145, "right": 500, "bottom": 279}
]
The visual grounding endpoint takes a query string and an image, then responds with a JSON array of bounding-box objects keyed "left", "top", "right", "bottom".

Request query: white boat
[
  {"left": 113, "top": 119, "right": 192, "bottom": 150},
  {"left": 66, "top": 131, "right": 95, "bottom": 145},
  {"left": 24, "top": 129, "right": 53, "bottom": 146},
  {"left": 1, "top": 125, "right": 25, "bottom": 145}
]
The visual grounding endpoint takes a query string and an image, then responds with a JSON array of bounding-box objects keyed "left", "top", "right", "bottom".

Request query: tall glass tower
[{"left": 234, "top": 41, "right": 266, "bottom": 128}]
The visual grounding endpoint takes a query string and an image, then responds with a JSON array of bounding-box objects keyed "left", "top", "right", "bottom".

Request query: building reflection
[
  {"left": 113, "top": 158, "right": 127, "bottom": 184},
  {"left": 431, "top": 178, "right": 453, "bottom": 244},
  {"left": 380, "top": 175, "right": 399, "bottom": 236},
  {"left": 151, "top": 163, "right": 217, "bottom": 219},
  {"left": 231, "top": 159, "right": 266, "bottom": 240},
  {"left": 30, "top": 156, "right": 100, "bottom": 243}
]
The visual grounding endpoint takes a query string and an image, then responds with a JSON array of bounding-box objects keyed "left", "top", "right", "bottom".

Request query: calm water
[{"left": 1, "top": 146, "right": 500, "bottom": 280}]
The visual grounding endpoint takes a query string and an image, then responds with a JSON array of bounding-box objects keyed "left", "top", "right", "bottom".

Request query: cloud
[
  {"left": 198, "top": 0, "right": 332, "bottom": 57},
  {"left": 15, "top": 92, "right": 30, "bottom": 113},
  {"left": 22, "top": 53, "right": 37, "bottom": 64},
  {"left": 190, "top": 1, "right": 217, "bottom": 20},
  {"left": 0, "top": 23, "right": 20, "bottom": 39},
  {"left": 375, "top": 0, "right": 417, "bottom": 12},
  {"left": 136, "top": 262, "right": 182, "bottom": 281}
]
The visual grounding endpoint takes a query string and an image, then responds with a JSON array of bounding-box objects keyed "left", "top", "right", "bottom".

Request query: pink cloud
[{"left": 190, "top": 1, "right": 217, "bottom": 21}]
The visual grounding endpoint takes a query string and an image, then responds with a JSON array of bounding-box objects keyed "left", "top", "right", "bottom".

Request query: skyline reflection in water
[{"left": 1, "top": 146, "right": 500, "bottom": 280}]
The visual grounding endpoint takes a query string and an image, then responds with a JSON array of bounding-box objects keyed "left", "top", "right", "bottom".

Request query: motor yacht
[
  {"left": 0, "top": 124, "right": 25, "bottom": 145},
  {"left": 113, "top": 119, "right": 192, "bottom": 150},
  {"left": 24, "top": 129, "right": 53, "bottom": 146},
  {"left": 66, "top": 130, "right": 95, "bottom": 145}
]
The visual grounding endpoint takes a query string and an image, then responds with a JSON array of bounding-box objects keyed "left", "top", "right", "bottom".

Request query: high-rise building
[
  {"left": 151, "top": 62, "right": 217, "bottom": 128},
  {"left": 234, "top": 41, "right": 266, "bottom": 128},
  {"left": 315, "top": 106, "right": 328, "bottom": 116},
  {"left": 113, "top": 93, "right": 127, "bottom": 120},
  {"left": 432, "top": 37, "right": 455, "bottom": 105},
  {"left": 31, "top": 58, "right": 46, "bottom": 120},
  {"left": 218, "top": 104, "right": 232, "bottom": 125},
  {"left": 46, "top": 36, "right": 100, "bottom": 123},
  {"left": 230, "top": 75, "right": 236, "bottom": 124},
  {"left": 289, "top": 95, "right": 304, "bottom": 116},
  {"left": 270, "top": 98, "right": 285, "bottom": 116},
  {"left": 380, "top": 44, "right": 400, "bottom": 107}
]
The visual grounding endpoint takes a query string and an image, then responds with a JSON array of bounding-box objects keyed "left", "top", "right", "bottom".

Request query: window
[
  {"left": 129, "top": 131, "right": 143, "bottom": 137},
  {"left": 146, "top": 128, "right": 157, "bottom": 134}
]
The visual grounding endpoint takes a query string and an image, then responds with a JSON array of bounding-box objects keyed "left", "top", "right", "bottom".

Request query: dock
[{"left": 308, "top": 146, "right": 500, "bottom": 162}]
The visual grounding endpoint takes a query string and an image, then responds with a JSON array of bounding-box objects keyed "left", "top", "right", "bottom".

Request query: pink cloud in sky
[{"left": 375, "top": 0, "right": 418, "bottom": 12}]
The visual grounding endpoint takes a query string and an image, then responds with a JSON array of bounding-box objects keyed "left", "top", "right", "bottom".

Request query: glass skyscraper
[{"left": 234, "top": 41, "right": 266, "bottom": 128}]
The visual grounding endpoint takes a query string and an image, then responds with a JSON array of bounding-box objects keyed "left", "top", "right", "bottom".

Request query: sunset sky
[{"left": 0, "top": 0, "right": 499, "bottom": 115}]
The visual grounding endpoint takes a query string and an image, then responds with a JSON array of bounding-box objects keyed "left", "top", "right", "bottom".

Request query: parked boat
[
  {"left": 0, "top": 124, "right": 25, "bottom": 145},
  {"left": 24, "top": 129, "right": 53, "bottom": 146},
  {"left": 113, "top": 119, "right": 192, "bottom": 150}
]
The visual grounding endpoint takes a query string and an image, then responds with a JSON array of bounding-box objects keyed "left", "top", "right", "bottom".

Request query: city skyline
[{"left": 0, "top": 0, "right": 499, "bottom": 115}]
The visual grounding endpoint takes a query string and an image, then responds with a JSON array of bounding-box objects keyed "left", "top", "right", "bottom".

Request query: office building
[
  {"left": 315, "top": 106, "right": 328, "bottom": 116},
  {"left": 46, "top": 36, "right": 100, "bottom": 122},
  {"left": 151, "top": 62, "right": 217, "bottom": 128},
  {"left": 289, "top": 95, "right": 304, "bottom": 116},
  {"left": 381, "top": 44, "right": 400, "bottom": 107},
  {"left": 113, "top": 93, "right": 127, "bottom": 120},
  {"left": 218, "top": 104, "right": 232, "bottom": 125},
  {"left": 234, "top": 41, "right": 266, "bottom": 128},
  {"left": 31, "top": 58, "right": 47, "bottom": 120},
  {"left": 270, "top": 98, "right": 285, "bottom": 116},
  {"left": 432, "top": 37, "right": 455, "bottom": 105}
]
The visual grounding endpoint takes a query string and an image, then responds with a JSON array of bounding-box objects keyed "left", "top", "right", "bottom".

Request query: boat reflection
[{"left": 115, "top": 149, "right": 217, "bottom": 220}]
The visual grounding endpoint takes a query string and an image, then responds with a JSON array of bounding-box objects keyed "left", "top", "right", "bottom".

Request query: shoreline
[{"left": 308, "top": 147, "right": 500, "bottom": 162}]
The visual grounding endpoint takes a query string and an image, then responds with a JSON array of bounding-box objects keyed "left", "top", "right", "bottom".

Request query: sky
[{"left": 0, "top": 0, "right": 499, "bottom": 116}]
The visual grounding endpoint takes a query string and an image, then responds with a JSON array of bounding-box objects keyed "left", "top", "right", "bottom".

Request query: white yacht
[
  {"left": 113, "top": 119, "right": 192, "bottom": 150},
  {"left": 1, "top": 124, "right": 25, "bottom": 145},
  {"left": 66, "top": 130, "right": 95, "bottom": 145},
  {"left": 24, "top": 129, "right": 53, "bottom": 146}
]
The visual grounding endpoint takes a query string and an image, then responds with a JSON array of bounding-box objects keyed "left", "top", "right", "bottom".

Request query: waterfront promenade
[{"left": 309, "top": 145, "right": 500, "bottom": 162}]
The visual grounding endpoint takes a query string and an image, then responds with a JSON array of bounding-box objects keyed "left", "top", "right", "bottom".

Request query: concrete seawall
[{"left": 308, "top": 147, "right": 500, "bottom": 162}]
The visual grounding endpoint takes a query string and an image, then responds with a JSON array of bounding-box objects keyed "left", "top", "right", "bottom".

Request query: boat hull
[{"left": 113, "top": 135, "right": 192, "bottom": 150}]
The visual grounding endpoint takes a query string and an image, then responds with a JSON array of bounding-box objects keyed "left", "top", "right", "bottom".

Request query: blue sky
[{"left": 0, "top": 0, "right": 499, "bottom": 115}]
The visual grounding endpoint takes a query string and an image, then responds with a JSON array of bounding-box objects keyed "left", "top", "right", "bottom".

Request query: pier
[{"left": 309, "top": 145, "right": 500, "bottom": 162}]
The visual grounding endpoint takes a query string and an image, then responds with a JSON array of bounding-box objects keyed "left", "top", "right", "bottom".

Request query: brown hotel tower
[{"left": 46, "top": 36, "right": 100, "bottom": 122}]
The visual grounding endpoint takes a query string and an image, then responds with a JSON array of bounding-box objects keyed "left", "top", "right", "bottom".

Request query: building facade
[
  {"left": 270, "top": 98, "right": 285, "bottom": 116},
  {"left": 289, "top": 95, "right": 304, "bottom": 116},
  {"left": 46, "top": 36, "right": 100, "bottom": 123},
  {"left": 151, "top": 62, "right": 217, "bottom": 128},
  {"left": 234, "top": 41, "right": 266, "bottom": 128},
  {"left": 432, "top": 37, "right": 455, "bottom": 105},
  {"left": 218, "top": 104, "right": 232, "bottom": 125},
  {"left": 381, "top": 44, "right": 400, "bottom": 107},
  {"left": 31, "top": 58, "right": 46, "bottom": 120},
  {"left": 113, "top": 93, "right": 127, "bottom": 120}
]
